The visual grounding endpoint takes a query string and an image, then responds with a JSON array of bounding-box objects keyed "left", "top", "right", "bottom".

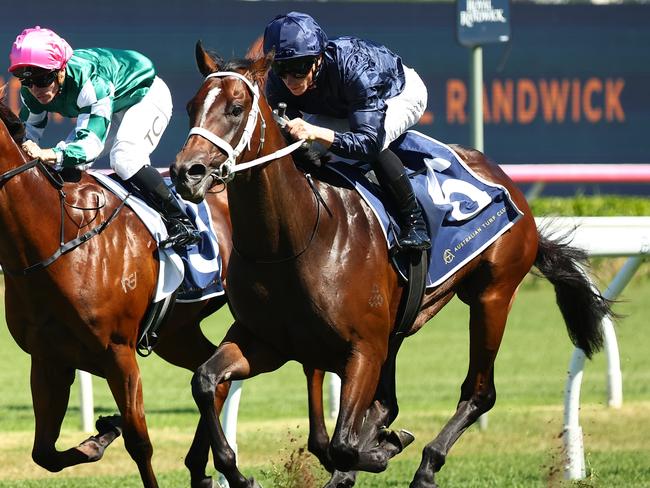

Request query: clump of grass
[{"left": 260, "top": 428, "right": 328, "bottom": 488}]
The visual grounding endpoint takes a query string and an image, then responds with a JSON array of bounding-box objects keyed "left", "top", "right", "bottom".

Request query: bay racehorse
[
  {"left": 171, "top": 46, "right": 612, "bottom": 488},
  {"left": 0, "top": 90, "right": 235, "bottom": 488}
]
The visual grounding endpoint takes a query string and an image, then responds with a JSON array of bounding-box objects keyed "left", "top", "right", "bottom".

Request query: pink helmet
[{"left": 9, "top": 26, "right": 73, "bottom": 73}]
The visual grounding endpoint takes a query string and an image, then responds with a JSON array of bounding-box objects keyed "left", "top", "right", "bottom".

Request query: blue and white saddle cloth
[
  {"left": 327, "top": 131, "right": 523, "bottom": 288},
  {"left": 89, "top": 171, "right": 224, "bottom": 303}
]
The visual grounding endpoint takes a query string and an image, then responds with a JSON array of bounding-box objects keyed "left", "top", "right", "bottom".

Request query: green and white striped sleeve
[{"left": 59, "top": 76, "right": 114, "bottom": 167}]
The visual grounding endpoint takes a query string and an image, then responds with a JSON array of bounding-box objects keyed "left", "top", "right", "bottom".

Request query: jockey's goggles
[
  {"left": 14, "top": 68, "right": 58, "bottom": 88},
  {"left": 272, "top": 56, "right": 318, "bottom": 79}
]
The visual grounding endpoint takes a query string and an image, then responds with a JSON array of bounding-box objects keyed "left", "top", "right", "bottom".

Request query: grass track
[{"left": 0, "top": 274, "right": 649, "bottom": 487}]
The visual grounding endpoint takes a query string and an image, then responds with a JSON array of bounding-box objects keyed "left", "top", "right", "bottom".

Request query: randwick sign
[{"left": 457, "top": 0, "right": 510, "bottom": 47}]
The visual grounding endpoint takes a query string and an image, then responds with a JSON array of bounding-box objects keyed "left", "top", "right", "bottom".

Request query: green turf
[{"left": 1, "top": 274, "right": 648, "bottom": 487}]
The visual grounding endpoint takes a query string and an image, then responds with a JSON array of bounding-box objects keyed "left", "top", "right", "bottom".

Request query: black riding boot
[
  {"left": 373, "top": 149, "right": 431, "bottom": 252},
  {"left": 128, "top": 165, "right": 201, "bottom": 249}
]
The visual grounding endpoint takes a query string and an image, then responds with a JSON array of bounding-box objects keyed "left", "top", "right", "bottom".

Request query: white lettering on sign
[{"left": 460, "top": 0, "right": 506, "bottom": 28}]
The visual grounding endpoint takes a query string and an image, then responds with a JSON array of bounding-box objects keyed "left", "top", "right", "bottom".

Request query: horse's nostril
[{"left": 188, "top": 164, "right": 207, "bottom": 177}]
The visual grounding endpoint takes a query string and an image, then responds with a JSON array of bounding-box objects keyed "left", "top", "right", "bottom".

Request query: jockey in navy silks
[{"left": 263, "top": 11, "right": 431, "bottom": 252}]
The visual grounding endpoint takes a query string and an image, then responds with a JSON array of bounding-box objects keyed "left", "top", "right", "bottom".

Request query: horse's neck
[
  {"left": 228, "top": 131, "right": 318, "bottom": 258},
  {"left": 0, "top": 122, "right": 60, "bottom": 265}
]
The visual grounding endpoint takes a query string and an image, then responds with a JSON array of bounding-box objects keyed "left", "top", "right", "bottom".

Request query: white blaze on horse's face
[{"left": 198, "top": 86, "right": 222, "bottom": 128}]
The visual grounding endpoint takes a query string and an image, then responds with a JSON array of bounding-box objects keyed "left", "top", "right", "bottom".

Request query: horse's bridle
[
  {"left": 0, "top": 158, "right": 127, "bottom": 275},
  {"left": 185, "top": 71, "right": 304, "bottom": 184},
  {"left": 185, "top": 71, "right": 325, "bottom": 263}
]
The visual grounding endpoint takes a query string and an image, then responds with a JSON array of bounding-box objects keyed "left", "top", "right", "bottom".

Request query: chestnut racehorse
[
  {"left": 0, "top": 93, "right": 234, "bottom": 488},
  {"left": 171, "top": 46, "right": 611, "bottom": 488}
]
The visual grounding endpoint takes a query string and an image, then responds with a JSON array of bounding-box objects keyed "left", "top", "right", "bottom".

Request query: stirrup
[
  {"left": 161, "top": 220, "right": 201, "bottom": 249},
  {"left": 397, "top": 229, "right": 431, "bottom": 251}
]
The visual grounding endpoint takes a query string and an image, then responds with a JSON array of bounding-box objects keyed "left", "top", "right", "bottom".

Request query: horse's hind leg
[
  {"left": 304, "top": 366, "right": 333, "bottom": 470},
  {"left": 105, "top": 345, "right": 158, "bottom": 488},
  {"left": 154, "top": 316, "right": 225, "bottom": 488},
  {"left": 29, "top": 357, "right": 108, "bottom": 471},
  {"left": 410, "top": 285, "right": 517, "bottom": 488}
]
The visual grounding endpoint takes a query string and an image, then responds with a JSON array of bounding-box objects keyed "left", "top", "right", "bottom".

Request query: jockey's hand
[
  {"left": 285, "top": 118, "right": 335, "bottom": 148},
  {"left": 21, "top": 140, "right": 58, "bottom": 165}
]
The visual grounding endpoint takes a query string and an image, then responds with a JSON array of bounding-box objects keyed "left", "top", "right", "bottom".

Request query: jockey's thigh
[
  {"left": 109, "top": 76, "right": 173, "bottom": 180},
  {"left": 381, "top": 66, "right": 427, "bottom": 150}
]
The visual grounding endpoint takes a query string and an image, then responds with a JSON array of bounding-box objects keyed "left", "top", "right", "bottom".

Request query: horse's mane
[{"left": 0, "top": 87, "right": 26, "bottom": 144}]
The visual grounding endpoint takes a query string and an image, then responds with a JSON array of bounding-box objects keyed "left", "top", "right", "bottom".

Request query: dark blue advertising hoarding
[{"left": 0, "top": 1, "right": 649, "bottom": 176}]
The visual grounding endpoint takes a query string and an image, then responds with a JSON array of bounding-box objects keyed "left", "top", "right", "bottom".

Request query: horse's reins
[
  {"left": 185, "top": 71, "right": 323, "bottom": 264},
  {"left": 0, "top": 158, "right": 128, "bottom": 275}
]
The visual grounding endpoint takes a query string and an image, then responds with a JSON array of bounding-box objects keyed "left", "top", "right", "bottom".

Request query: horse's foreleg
[
  {"left": 329, "top": 346, "right": 383, "bottom": 473},
  {"left": 154, "top": 316, "right": 221, "bottom": 488},
  {"left": 184, "top": 382, "right": 231, "bottom": 488},
  {"left": 410, "top": 292, "right": 512, "bottom": 488},
  {"left": 105, "top": 346, "right": 158, "bottom": 488},
  {"left": 192, "top": 323, "right": 286, "bottom": 488},
  {"left": 29, "top": 357, "right": 91, "bottom": 471},
  {"left": 323, "top": 338, "right": 409, "bottom": 486}
]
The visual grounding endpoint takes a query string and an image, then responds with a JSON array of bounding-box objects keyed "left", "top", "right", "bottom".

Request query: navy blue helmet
[{"left": 263, "top": 12, "right": 328, "bottom": 60}]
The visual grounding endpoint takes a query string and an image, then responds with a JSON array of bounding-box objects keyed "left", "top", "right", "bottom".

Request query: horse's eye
[{"left": 231, "top": 105, "right": 244, "bottom": 117}]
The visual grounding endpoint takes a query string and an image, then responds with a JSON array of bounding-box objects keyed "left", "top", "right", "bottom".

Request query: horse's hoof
[
  {"left": 191, "top": 476, "right": 214, "bottom": 488},
  {"left": 379, "top": 428, "right": 415, "bottom": 453},
  {"left": 248, "top": 477, "right": 263, "bottom": 488},
  {"left": 96, "top": 414, "right": 123, "bottom": 437},
  {"left": 409, "top": 474, "right": 438, "bottom": 488},
  {"left": 75, "top": 436, "right": 105, "bottom": 462},
  {"left": 323, "top": 470, "right": 357, "bottom": 488}
]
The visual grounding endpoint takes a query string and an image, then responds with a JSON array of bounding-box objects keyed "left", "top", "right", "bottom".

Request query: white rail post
[
  {"left": 218, "top": 380, "right": 243, "bottom": 488},
  {"left": 78, "top": 370, "right": 94, "bottom": 433},
  {"left": 563, "top": 347, "right": 587, "bottom": 479},
  {"left": 329, "top": 373, "right": 341, "bottom": 419},
  {"left": 563, "top": 255, "right": 645, "bottom": 479}
]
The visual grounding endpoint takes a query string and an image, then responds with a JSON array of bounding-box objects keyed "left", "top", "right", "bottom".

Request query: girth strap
[{"left": 392, "top": 249, "right": 427, "bottom": 337}]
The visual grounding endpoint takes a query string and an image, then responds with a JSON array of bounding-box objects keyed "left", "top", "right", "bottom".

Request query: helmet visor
[{"left": 272, "top": 56, "right": 317, "bottom": 79}]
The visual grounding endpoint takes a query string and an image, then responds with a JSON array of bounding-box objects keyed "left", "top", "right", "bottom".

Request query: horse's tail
[{"left": 533, "top": 230, "right": 612, "bottom": 359}]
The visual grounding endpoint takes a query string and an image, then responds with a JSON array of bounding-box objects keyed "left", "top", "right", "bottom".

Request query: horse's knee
[
  {"left": 307, "top": 429, "right": 329, "bottom": 457},
  {"left": 32, "top": 448, "right": 62, "bottom": 472},
  {"left": 191, "top": 366, "right": 217, "bottom": 405},
  {"left": 308, "top": 431, "right": 333, "bottom": 472},
  {"left": 460, "top": 381, "right": 497, "bottom": 413}
]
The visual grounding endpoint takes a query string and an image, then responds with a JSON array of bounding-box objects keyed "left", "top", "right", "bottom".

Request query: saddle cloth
[
  {"left": 89, "top": 170, "right": 224, "bottom": 303},
  {"left": 327, "top": 131, "right": 523, "bottom": 288}
]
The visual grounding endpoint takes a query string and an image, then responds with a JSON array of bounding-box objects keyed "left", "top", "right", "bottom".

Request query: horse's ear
[
  {"left": 195, "top": 40, "right": 220, "bottom": 77},
  {"left": 249, "top": 50, "right": 274, "bottom": 85},
  {"left": 245, "top": 35, "right": 265, "bottom": 61}
]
